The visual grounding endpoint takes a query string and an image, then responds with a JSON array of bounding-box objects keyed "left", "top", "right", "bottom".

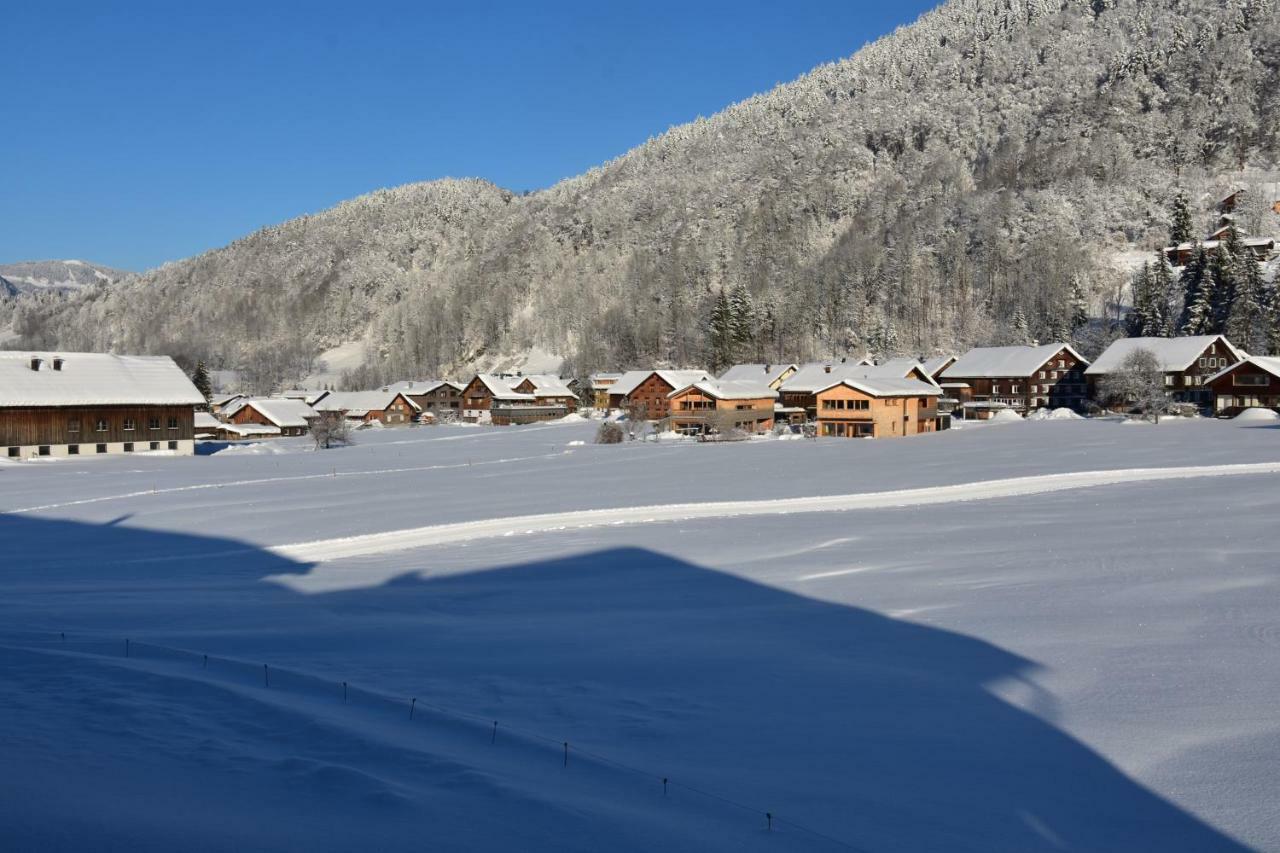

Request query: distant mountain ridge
[
  {"left": 0, "top": 260, "right": 131, "bottom": 296},
  {"left": 8, "top": 0, "right": 1279, "bottom": 391}
]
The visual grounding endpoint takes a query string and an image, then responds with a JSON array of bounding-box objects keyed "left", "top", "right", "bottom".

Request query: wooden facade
[
  {"left": 2, "top": 404, "right": 195, "bottom": 458},
  {"left": 1207, "top": 360, "right": 1280, "bottom": 416},
  {"left": 814, "top": 386, "right": 939, "bottom": 439},
  {"left": 1087, "top": 339, "right": 1236, "bottom": 406},
  {"left": 948, "top": 347, "right": 1088, "bottom": 414},
  {"left": 403, "top": 384, "right": 463, "bottom": 421},
  {"left": 227, "top": 402, "right": 309, "bottom": 436},
  {"left": 620, "top": 374, "right": 681, "bottom": 420},
  {"left": 667, "top": 387, "right": 775, "bottom": 435}
]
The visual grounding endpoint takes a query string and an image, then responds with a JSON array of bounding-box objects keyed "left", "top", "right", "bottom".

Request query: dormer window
[
  {"left": 29, "top": 357, "right": 42, "bottom": 371},
  {"left": 52, "top": 357, "right": 64, "bottom": 371}
]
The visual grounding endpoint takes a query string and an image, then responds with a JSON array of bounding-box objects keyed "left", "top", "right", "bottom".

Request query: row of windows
[
  {"left": 822, "top": 399, "right": 871, "bottom": 411},
  {"left": 67, "top": 416, "right": 180, "bottom": 433},
  {"left": 1197, "top": 356, "right": 1230, "bottom": 369},
  {"left": 7, "top": 441, "right": 180, "bottom": 458}
]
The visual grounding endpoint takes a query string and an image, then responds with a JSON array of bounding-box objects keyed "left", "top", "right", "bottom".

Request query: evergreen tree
[
  {"left": 1168, "top": 190, "right": 1194, "bottom": 246},
  {"left": 1183, "top": 263, "right": 1217, "bottom": 335},
  {"left": 1149, "top": 252, "right": 1176, "bottom": 336},
  {"left": 727, "top": 283, "right": 756, "bottom": 359},
  {"left": 1068, "top": 275, "right": 1090, "bottom": 332},
  {"left": 192, "top": 361, "right": 212, "bottom": 404},
  {"left": 1009, "top": 308, "right": 1032, "bottom": 345},
  {"left": 1176, "top": 244, "right": 1208, "bottom": 333},
  {"left": 1227, "top": 257, "right": 1265, "bottom": 351},
  {"left": 706, "top": 289, "right": 735, "bottom": 372},
  {"left": 1266, "top": 286, "right": 1280, "bottom": 357},
  {"left": 1127, "top": 263, "right": 1153, "bottom": 337},
  {"left": 1209, "top": 227, "right": 1244, "bottom": 333}
]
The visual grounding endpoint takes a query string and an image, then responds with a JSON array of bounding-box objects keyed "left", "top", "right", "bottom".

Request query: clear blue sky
[{"left": 2, "top": 1, "right": 936, "bottom": 271}]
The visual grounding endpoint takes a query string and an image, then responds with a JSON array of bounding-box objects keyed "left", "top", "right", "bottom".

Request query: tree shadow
[{"left": 0, "top": 515, "right": 1253, "bottom": 852}]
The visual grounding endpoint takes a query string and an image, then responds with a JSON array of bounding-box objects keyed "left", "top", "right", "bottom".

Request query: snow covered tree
[
  {"left": 1127, "top": 263, "right": 1155, "bottom": 337},
  {"left": 1068, "top": 275, "right": 1091, "bottom": 333},
  {"left": 728, "top": 283, "right": 756, "bottom": 359},
  {"left": 1149, "top": 253, "right": 1177, "bottom": 337},
  {"left": 1008, "top": 308, "right": 1032, "bottom": 346},
  {"left": 1182, "top": 262, "right": 1217, "bottom": 336},
  {"left": 1098, "top": 348, "right": 1169, "bottom": 423},
  {"left": 1168, "top": 191, "right": 1194, "bottom": 246},
  {"left": 1227, "top": 256, "right": 1266, "bottom": 352},
  {"left": 706, "top": 289, "right": 735, "bottom": 372},
  {"left": 191, "top": 361, "right": 212, "bottom": 405},
  {"left": 310, "top": 412, "right": 354, "bottom": 450}
]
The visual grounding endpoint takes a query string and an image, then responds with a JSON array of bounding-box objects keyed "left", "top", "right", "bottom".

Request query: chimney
[
  {"left": 764, "top": 364, "right": 771, "bottom": 373},
  {"left": 52, "top": 356, "right": 64, "bottom": 371},
  {"left": 824, "top": 365, "right": 832, "bottom": 374},
  {"left": 29, "top": 356, "right": 42, "bottom": 372}
]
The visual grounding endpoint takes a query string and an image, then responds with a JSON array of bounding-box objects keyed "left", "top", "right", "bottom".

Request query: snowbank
[
  {"left": 990, "top": 409, "right": 1023, "bottom": 422},
  {"left": 1233, "top": 407, "right": 1280, "bottom": 423},
  {"left": 1050, "top": 408, "right": 1084, "bottom": 420}
]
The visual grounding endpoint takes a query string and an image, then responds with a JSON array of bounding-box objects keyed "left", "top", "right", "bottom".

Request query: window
[
  {"left": 96, "top": 444, "right": 107, "bottom": 454},
  {"left": 148, "top": 417, "right": 160, "bottom": 430},
  {"left": 68, "top": 445, "right": 79, "bottom": 455},
  {"left": 67, "top": 419, "right": 80, "bottom": 434},
  {"left": 123, "top": 419, "right": 135, "bottom": 432},
  {"left": 1058, "top": 360, "right": 1066, "bottom": 368},
  {"left": 168, "top": 440, "right": 178, "bottom": 451},
  {"left": 1234, "top": 374, "right": 1268, "bottom": 387},
  {"left": 123, "top": 442, "right": 134, "bottom": 452},
  {"left": 1198, "top": 357, "right": 1206, "bottom": 368},
  {"left": 95, "top": 419, "right": 108, "bottom": 432},
  {"left": 1011, "top": 385, "right": 1021, "bottom": 394},
  {"left": 6, "top": 447, "right": 17, "bottom": 458},
  {"left": 38, "top": 446, "right": 50, "bottom": 456},
  {"left": 1164, "top": 375, "right": 1176, "bottom": 387},
  {"left": 168, "top": 416, "right": 179, "bottom": 430},
  {"left": 149, "top": 441, "right": 160, "bottom": 451}
]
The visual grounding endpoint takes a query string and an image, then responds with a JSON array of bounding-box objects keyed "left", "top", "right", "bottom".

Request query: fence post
[
  {"left": 409, "top": 698, "right": 416, "bottom": 719},
  {"left": 263, "top": 664, "right": 269, "bottom": 687},
  {"left": 125, "top": 638, "right": 130, "bottom": 658},
  {"left": 563, "top": 742, "right": 569, "bottom": 768},
  {"left": 491, "top": 721, "right": 498, "bottom": 744},
  {"left": 766, "top": 812, "right": 773, "bottom": 832}
]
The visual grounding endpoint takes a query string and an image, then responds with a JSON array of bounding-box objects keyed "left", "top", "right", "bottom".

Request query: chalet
[
  {"left": 195, "top": 412, "right": 281, "bottom": 441},
  {"left": 1164, "top": 237, "right": 1276, "bottom": 267},
  {"left": 777, "top": 359, "right": 936, "bottom": 423},
  {"left": 813, "top": 377, "right": 942, "bottom": 439},
  {"left": 606, "top": 370, "right": 710, "bottom": 419},
  {"left": 314, "top": 390, "right": 421, "bottom": 425},
  {"left": 225, "top": 398, "right": 317, "bottom": 437},
  {"left": 717, "top": 363, "right": 799, "bottom": 391},
  {"left": 940, "top": 344, "right": 1089, "bottom": 415},
  {"left": 495, "top": 374, "right": 578, "bottom": 424},
  {"left": 667, "top": 379, "right": 777, "bottom": 435},
  {"left": 589, "top": 373, "right": 623, "bottom": 409},
  {"left": 1217, "top": 189, "right": 1244, "bottom": 214},
  {"left": 209, "top": 393, "right": 245, "bottom": 415},
  {"left": 384, "top": 380, "right": 465, "bottom": 421},
  {"left": 1086, "top": 335, "right": 1243, "bottom": 406},
  {"left": 278, "top": 389, "right": 331, "bottom": 406},
  {"left": 1205, "top": 356, "right": 1280, "bottom": 417},
  {"left": 0, "top": 352, "right": 203, "bottom": 459}
]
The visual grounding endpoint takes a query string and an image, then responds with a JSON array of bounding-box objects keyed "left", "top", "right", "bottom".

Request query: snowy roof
[
  {"left": 589, "top": 372, "right": 623, "bottom": 390},
  {"left": 717, "top": 363, "right": 798, "bottom": 386},
  {"left": 668, "top": 379, "right": 779, "bottom": 401},
  {"left": 222, "top": 423, "right": 281, "bottom": 437},
  {"left": 920, "top": 355, "right": 957, "bottom": 377},
  {"left": 466, "top": 374, "right": 535, "bottom": 401},
  {"left": 278, "top": 389, "right": 330, "bottom": 405},
  {"left": 314, "top": 390, "right": 421, "bottom": 414},
  {"left": 239, "top": 398, "right": 317, "bottom": 428},
  {"left": 608, "top": 369, "right": 710, "bottom": 398},
  {"left": 1084, "top": 336, "right": 1242, "bottom": 375},
  {"left": 1205, "top": 355, "right": 1280, "bottom": 385},
  {"left": 816, "top": 377, "right": 942, "bottom": 398},
  {"left": 193, "top": 412, "right": 221, "bottom": 429},
  {"left": 782, "top": 360, "right": 936, "bottom": 393},
  {"left": 1166, "top": 237, "right": 1275, "bottom": 252},
  {"left": 941, "top": 344, "right": 1086, "bottom": 380},
  {"left": 513, "top": 374, "right": 576, "bottom": 397},
  {"left": 211, "top": 392, "right": 244, "bottom": 407},
  {"left": 383, "top": 379, "right": 464, "bottom": 395},
  {"left": 0, "top": 351, "right": 206, "bottom": 408}
]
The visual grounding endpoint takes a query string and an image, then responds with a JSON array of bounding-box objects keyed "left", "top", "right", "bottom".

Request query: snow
[
  {"left": 1232, "top": 407, "right": 1280, "bottom": 422},
  {"left": 670, "top": 378, "right": 778, "bottom": 400},
  {"left": 990, "top": 408, "right": 1024, "bottom": 422},
  {"left": 941, "top": 343, "right": 1085, "bottom": 379},
  {"left": 301, "top": 339, "right": 368, "bottom": 389},
  {"left": 3, "top": 420, "right": 1279, "bottom": 851},
  {"left": 238, "top": 398, "right": 317, "bottom": 428},
  {"left": 0, "top": 351, "right": 205, "bottom": 407},
  {"left": 1049, "top": 407, "right": 1084, "bottom": 420},
  {"left": 718, "top": 363, "right": 797, "bottom": 385}
]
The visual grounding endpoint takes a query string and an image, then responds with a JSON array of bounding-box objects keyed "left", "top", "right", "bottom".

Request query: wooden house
[
  {"left": 1206, "top": 356, "right": 1280, "bottom": 417},
  {"left": 813, "top": 378, "right": 942, "bottom": 438},
  {"left": 589, "top": 373, "right": 623, "bottom": 409},
  {"left": 920, "top": 355, "right": 957, "bottom": 381},
  {"left": 0, "top": 352, "right": 203, "bottom": 459},
  {"left": 667, "top": 379, "right": 777, "bottom": 435},
  {"left": 209, "top": 393, "right": 245, "bottom": 415},
  {"left": 225, "top": 398, "right": 317, "bottom": 436},
  {"left": 940, "top": 344, "right": 1089, "bottom": 415},
  {"left": 384, "top": 380, "right": 465, "bottom": 421},
  {"left": 1086, "top": 335, "right": 1243, "bottom": 407},
  {"left": 1164, "top": 237, "right": 1276, "bottom": 267},
  {"left": 777, "top": 360, "right": 938, "bottom": 423},
  {"left": 606, "top": 370, "right": 710, "bottom": 419},
  {"left": 314, "top": 391, "right": 421, "bottom": 426}
]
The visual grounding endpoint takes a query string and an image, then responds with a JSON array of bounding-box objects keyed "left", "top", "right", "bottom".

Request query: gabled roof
[
  {"left": 781, "top": 360, "right": 933, "bottom": 393},
  {"left": 0, "top": 351, "right": 205, "bottom": 408},
  {"left": 941, "top": 344, "right": 1087, "bottom": 380},
  {"left": 278, "top": 389, "right": 331, "bottom": 405},
  {"left": 513, "top": 374, "right": 576, "bottom": 397},
  {"left": 920, "top": 355, "right": 957, "bottom": 377},
  {"left": 1084, "top": 336, "right": 1242, "bottom": 375},
  {"left": 239, "top": 398, "right": 317, "bottom": 428},
  {"left": 194, "top": 411, "right": 221, "bottom": 429},
  {"left": 717, "top": 363, "right": 798, "bottom": 386},
  {"left": 383, "top": 379, "right": 464, "bottom": 395},
  {"left": 608, "top": 369, "right": 710, "bottom": 398},
  {"left": 315, "top": 390, "right": 422, "bottom": 415},
  {"left": 1205, "top": 355, "right": 1280, "bottom": 385},
  {"left": 465, "top": 374, "right": 536, "bottom": 401},
  {"left": 668, "top": 379, "right": 779, "bottom": 401},
  {"left": 210, "top": 392, "right": 244, "bottom": 407},
  {"left": 815, "top": 377, "right": 942, "bottom": 398}
]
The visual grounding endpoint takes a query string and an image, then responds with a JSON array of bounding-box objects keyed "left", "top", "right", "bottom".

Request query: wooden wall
[{"left": 1, "top": 405, "right": 195, "bottom": 447}]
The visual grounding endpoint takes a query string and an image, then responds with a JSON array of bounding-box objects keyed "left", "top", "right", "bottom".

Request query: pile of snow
[
  {"left": 1049, "top": 408, "right": 1084, "bottom": 420},
  {"left": 1026, "top": 409, "right": 1051, "bottom": 421},
  {"left": 990, "top": 409, "right": 1023, "bottom": 422},
  {"left": 556, "top": 413, "right": 588, "bottom": 423},
  {"left": 213, "top": 441, "right": 298, "bottom": 456},
  {"left": 1233, "top": 407, "right": 1280, "bottom": 423},
  {"left": 566, "top": 440, "right": 586, "bottom": 447}
]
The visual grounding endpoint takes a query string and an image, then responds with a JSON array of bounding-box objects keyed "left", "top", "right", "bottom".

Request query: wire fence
[{"left": 6, "top": 628, "right": 869, "bottom": 852}]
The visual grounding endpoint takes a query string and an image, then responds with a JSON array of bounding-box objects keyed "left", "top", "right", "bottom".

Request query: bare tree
[
  {"left": 310, "top": 411, "right": 355, "bottom": 449},
  {"left": 1098, "top": 348, "right": 1169, "bottom": 423},
  {"left": 624, "top": 401, "right": 650, "bottom": 441},
  {"left": 594, "top": 421, "right": 624, "bottom": 444}
]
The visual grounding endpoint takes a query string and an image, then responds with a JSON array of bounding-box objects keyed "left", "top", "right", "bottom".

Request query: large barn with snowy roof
[
  {"left": 940, "top": 343, "right": 1089, "bottom": 414},
  {"left": 0, "top": 351, "right": 204, "bottom": 459},
  {"left": 1084, "top": 335, "right": 1241, "bottom": 406}
]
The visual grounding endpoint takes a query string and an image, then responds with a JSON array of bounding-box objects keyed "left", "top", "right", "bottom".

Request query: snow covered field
[{"left": 2, "top": 418, "right": 1279, "bottom": 851}]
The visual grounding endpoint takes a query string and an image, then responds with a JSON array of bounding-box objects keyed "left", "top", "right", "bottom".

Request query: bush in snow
[
  {"left": 594, "top": 421, "right": 624, "bottom": 444},
  {"left": 311, "top": 412, "right": 355, "bottom": 449},
  {"left": 1098, "top": 348, "right": 1170, "bottom": 423}
]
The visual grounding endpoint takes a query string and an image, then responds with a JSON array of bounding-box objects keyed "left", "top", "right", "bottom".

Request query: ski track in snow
[{"left": 270, "top": 462, "right": 1280, "bottom": 568}]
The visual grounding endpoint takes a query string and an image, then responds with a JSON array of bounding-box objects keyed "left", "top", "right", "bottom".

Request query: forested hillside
[{"left": 7, "top": 0, "right": 1279, "bottom": 390}]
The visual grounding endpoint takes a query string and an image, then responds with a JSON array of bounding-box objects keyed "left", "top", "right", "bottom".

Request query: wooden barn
[
  {"left": 0, "top": 352, "right": 203, "bottom": 459},
  {"left": 813, "top": 377, "right": 942, "bottom": 438},
  {"left": 606, "top": 370, "right": 710, "bottom": 419},
  {"left": 1085, "top": 335, "right": 1242, "bottom": 407},
  {"left": 941, "top": 344, "right": 1089, "bottom": 415},
  {"left": 384, "top": 380, "right": 465, "bottom": 421},
  {"left": 666, "top": 379, "right": 777, "bottom": 435},
  {"left": 225, "top": 398, "right": 317, "bottom": 436},
  {"left": 314, "top": 391, "right": 421, "bottom": 426},
  {"left": 1206, "top": 356, "right": 1280, "bottom": 417}
]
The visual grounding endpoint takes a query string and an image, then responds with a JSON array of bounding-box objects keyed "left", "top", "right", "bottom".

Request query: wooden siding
[
  {"left": 813, "top": 386, "right": 938, "bottom": 439},
  {"left": 667, "top": 387, "right": 774, "bottom": 434},
  {"left": 949, "top": 347, "right": 1087, "bottom": 412},
  {"left": 1207, "top": 363, "right": 1280, "bottom": 414},
  {"left": 1, "top": 405, "right": 195, "bottom": 447},
  {"left": 1088, "top": 340, "right": 1237, "bottom": 406},
  {"left": 228, "top": 403, "right": 309, "bottom": 436},
  {"left": 622, "top": 374, "right": 679, "bottom": 420}
]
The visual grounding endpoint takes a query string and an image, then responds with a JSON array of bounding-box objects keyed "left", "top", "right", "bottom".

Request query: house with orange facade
[
  {"left": 666, "top": 379, "right": 777, "bottom": 435},
  {"left": 606, "top": 369, "right": 711, "bottom": 419},
  {"left": 813, "top": 377, "right": 942, "bottom": 438}
]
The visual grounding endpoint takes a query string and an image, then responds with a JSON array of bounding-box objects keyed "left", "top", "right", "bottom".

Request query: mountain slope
[
  {"left": 11, "top": 0, "right": 1280, "bottom": 390},
  {"left": 0, "top": 260, "right": 130, "bottom": 295}
]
